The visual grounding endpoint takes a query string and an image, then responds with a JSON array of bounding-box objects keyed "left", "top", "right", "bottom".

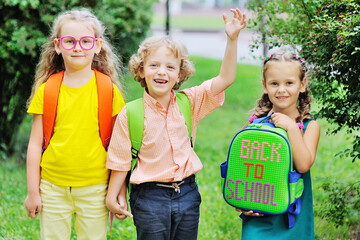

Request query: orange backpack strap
[
  {"left": 43, "top": 71, "right": 64, "bottom": 151},
  {"left": 43, "top": 70, "right": 113, "bottom": 151},
  {"left": 94, "top": 70, "right": 113, "bottom": 149}
]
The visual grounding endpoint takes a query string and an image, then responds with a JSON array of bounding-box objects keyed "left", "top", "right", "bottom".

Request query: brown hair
[
  {"left": 251, "top": 51, "right": 313, "bottom": 123},
  {"left": 27, "top": 8, "right": 123, "bottom": 107},
  {"left": 128, "top": 36, "right": 195, "bottom": 90}
]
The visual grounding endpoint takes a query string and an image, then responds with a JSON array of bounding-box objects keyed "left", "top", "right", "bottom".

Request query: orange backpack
[{"left": 43, "top": 70, "right": 113, "bottom": 151}]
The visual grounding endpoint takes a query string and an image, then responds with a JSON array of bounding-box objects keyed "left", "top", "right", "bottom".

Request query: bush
[
  {"left": 0, "top": 0, "right": 154, "bottom": 159},
  {"left": 316, "top": 180, "right": 360, "bottom": 228}
]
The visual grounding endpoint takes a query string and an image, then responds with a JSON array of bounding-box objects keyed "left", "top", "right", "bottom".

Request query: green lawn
[{"left": 1, "top": 56, "right": 359, "bottom": 239}]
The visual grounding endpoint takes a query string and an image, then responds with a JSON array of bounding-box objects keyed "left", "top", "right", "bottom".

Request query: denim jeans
[{"left": 129, "top": 176, "right": 201, "bottom": 240}]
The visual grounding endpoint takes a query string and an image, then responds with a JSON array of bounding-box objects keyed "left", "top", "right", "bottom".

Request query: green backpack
[
  {"left": 220, "top": 115, "right": 304, "bottom": 228},
  {"left": 126, "top": 92, "right": 193, "bottom": 190}
]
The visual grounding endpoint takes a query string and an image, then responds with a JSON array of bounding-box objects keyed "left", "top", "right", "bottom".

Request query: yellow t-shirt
[{"left": 28, "top": 72, "right": 125, "bottom": 187}]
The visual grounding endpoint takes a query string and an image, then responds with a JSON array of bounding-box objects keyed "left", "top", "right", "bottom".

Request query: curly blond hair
[
  {"left": 251, "top": 51, "right": 313, "bottom": 123},
  {"left": 128, "top": 36, "right": 195, "bottom": 90},
  {"left": 27, "top": 8, "right": 123, "bottom": 107}
]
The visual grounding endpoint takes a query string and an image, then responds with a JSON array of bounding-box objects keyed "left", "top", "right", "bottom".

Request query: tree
[
  {"left": 248, "top": 0, "right": 360, "bottom": 162},
  {"left": 0, "top": 0, "right": 154, "bottom": 159}
]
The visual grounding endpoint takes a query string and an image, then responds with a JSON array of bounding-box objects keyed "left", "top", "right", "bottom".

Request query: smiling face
[
  {"left": 140, "top": 45, "right": 181, "bottom": 102},
  {"left": 263, "top": 61, "right": 307, "bottom": 114},
  {"left": 54, "top": 20, "right": 102, "bottom": 72}
]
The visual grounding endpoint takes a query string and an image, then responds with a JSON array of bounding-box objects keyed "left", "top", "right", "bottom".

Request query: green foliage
[
  {"left": 316, "top": 180, "right": 360, "bottom": 228},
  {"left": 0, "top": 0, "right": 154, "bottom": 158},
  {"left": 96, "top": 0, "right": 154, "bottom": 62},
  {"left": 248, "top": 0, "right": 360, "bottom": 162}
]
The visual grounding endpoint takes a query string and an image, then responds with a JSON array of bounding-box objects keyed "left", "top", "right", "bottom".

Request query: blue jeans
[{"left": 129, "top": 175, "right": 201, "bottom": 240}]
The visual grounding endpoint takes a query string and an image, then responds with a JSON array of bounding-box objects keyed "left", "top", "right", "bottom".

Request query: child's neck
[{"left": 63, "top": 68, "right": 94, "bottom": 88}]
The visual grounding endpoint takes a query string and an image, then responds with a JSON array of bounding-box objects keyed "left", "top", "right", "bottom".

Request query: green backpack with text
[{"left": 220, "top": 115, "right": 304, "bottom": 228}]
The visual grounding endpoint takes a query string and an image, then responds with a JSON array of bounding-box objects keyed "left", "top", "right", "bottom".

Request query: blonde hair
[
  {"left": 128, "top": 36, "right": 195, "bottom": 90},
  {"left": 251, "top": 51, "right": 313, "bottom": 123},
  {"left": 27, "top": 8, "right": 123, "bottom": 107}
]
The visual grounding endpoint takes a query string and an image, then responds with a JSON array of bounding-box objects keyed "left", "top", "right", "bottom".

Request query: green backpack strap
[
  {"left": 126, "top": 98, "right": 144, "bottom": 174},
  {"left": 176, "top": 92, "right": 192, "bottom": 146}
]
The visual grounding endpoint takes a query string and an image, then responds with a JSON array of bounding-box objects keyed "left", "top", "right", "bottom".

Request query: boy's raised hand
[{"left": 223, "top": 8, "right": 246, "bottom": 40}]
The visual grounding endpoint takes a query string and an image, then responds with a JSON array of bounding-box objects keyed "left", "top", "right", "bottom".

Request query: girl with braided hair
[{"left": 239, "top": 52, "right": 320, "bottom": 239}]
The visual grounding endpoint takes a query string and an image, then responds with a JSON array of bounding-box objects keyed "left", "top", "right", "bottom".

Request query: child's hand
[
  {"left": 24, "top": 193, "right": 42, "bottom": 218},
  {"left": 114, "top": 191, "right": 130, "bottom": 220},
  {"left": 223, "top": 8, "right": 247, "bottom": 40},
  {"left": 271, "top": 112, "right": 298, "bottom": 131},
  {"left": 236, "top": 208, "right": 264, "bottom": 217},
  {"left": 106, "top": 196, "right": 133, "bottom": 220}
]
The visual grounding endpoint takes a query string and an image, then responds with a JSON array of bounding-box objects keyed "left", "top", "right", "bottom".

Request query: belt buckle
[{"left": 172, "top": 183, "right": 180, "bottom": 193}]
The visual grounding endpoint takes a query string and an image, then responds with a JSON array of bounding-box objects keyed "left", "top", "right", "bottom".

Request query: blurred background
[{"left": 1, "top": 0, "right": 359, "bottom": 239}]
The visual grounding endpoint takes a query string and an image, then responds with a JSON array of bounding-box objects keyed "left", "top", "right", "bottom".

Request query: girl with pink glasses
[{"left": 24, "top": 8, "right": 125, "bottom": 239}]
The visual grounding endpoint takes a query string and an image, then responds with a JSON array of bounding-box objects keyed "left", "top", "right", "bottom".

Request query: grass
[{"left": 1, "top": 56, "right": 359, "bottom": 239}]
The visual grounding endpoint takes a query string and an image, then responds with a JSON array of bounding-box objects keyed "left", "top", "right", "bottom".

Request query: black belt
[{"left": 132, "top": 175, "right": 196, "bottom": 193}]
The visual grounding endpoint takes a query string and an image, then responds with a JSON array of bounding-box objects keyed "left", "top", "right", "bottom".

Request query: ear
[
  {"left": 300, "top": 77, "right": 307, "bottom": 93},
  {"left": 177, "top": 72, "right": 181, "bottom": 83},
  {"left": 54, "top": 39, "right": 61, "bottom": 55},
  {"left": 94, "top": 38, "right": 103, "bottom": 55},
  {"left": 262, "top": 79, "right": 268, "bottom": 94},
  {"left": 139, "top": 67, "right": 145, "bottom": 79}
]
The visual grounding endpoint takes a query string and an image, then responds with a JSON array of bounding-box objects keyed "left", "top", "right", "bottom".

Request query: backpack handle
[
  {"left": 251, "top": 113, "right": 276, "bottom": 128},
  {"left": 258, "top": 113, "right": 273, "bottom": 123}
]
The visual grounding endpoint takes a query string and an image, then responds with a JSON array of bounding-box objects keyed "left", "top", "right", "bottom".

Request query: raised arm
[{"left": 211, "top": 8, "right": 247, "bottom": 96}]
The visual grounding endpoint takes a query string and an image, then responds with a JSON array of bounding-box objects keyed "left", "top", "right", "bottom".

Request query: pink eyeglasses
[{"left": 57, "top": 36, "right": 98, "bottom": 50}]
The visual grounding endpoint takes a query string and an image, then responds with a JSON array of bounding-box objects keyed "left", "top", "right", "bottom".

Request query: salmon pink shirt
[{"left": 106, "top": 79, "right": 224, "bottom": 184}]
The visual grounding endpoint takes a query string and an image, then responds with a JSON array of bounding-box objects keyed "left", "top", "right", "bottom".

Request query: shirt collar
[{"left": 143, "top": 89, "right": 176, "bottom": 114}]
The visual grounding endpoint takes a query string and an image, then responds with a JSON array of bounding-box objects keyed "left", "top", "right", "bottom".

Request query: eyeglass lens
[{"left": 60, "top": 36, "right": 96, "bottom": 50}]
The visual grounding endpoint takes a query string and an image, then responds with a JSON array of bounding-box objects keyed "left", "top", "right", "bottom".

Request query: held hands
[
  {"left": 24, "top": 193, "right": 42, "bottom": 219},
  {"left": 106, "top": 192, "right": 133, "bottom": 220},
  {"left": 223, "top": 8, "right": 247, "bottom": 40}
]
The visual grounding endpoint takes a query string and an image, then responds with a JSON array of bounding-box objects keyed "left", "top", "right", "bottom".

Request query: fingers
[
  {"left": 122, "top": 209, "right": 133, "bottom": 218},
  {"left": 224, "top": 8, "right": 246, "bottom": 30},
  {"left": 25, "top": 199, "right": 41, "bottom": 218},
  {"left": 118, "top": 197, "right": 128, "bottom": 211},
  {"left": 114, "top": 203, "right": 133, "bottom": 219},
  {"left": 222, "top": 13, "right": 229, "bottom": 24},
  {"left": 28, "top": 210, "right": 36, "bottom": 218},
  {"left": 116, "top": 209, "right": 133, "bottom": 219},
  {"left": 235, "top": 208, "right": 264, "bottom": 217},
  {"left": 231, "top": 8, "right": 245, "bottom": 22},
  {"left": 230, "top": 8, "right": 239, "bottom": 19},
  {"left": 28, "top": 207, "right": 40, "bottom": 218},
  {"left": 115, "top": 213, "right": 127, "bottom": 220}
]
